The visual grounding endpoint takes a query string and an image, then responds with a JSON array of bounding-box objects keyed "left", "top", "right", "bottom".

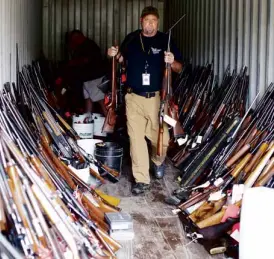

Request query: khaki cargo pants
[{"left": 125, "top": 92, "right": 169, "bottom": 184}]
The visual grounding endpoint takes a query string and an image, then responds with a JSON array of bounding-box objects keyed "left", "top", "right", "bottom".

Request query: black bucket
[{"left": 94, "top": 142, "right": 123, "bottom": 173}]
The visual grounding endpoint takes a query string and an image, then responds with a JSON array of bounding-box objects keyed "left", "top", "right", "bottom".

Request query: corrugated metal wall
[
  {"left": 0, "top": 0, "right": 42, "bottom": 88},
  {"left": 165, "top": 0, "right": 274, "bottom": 104},
  {"left": 42, "top": 0, "right": 164, "bottom": 61}
]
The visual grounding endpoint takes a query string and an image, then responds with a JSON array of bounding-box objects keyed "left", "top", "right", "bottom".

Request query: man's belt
[{"left": 127, "top": 87, "right": 156, "bottom": 98}]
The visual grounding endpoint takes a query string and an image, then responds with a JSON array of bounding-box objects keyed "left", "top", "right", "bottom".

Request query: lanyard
[
  {"left": 140, "top": 33, "right": 150, "bottom": 73},
  {"left": 139, "top": 33, "right": 151, "bottom": 55}
]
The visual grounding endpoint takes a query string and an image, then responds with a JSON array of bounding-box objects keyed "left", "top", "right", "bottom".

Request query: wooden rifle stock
[
  {"left": 203, "top": 103, "right": 226, "bottom": 141},
  {"left": 169, "top": 103, "right": 185, "bottom": 137},
  {"left": 97, "top": 161, "right": 120, "bottom": 179},
  {"left": 102, "top": 107, "right": 116, "bottom": 133},
  {"left": 0, "top": 194, "right": 7, "bottom": 231},
  {"left": 157, "top": 28, "right": 174, "bottom": 156},
  {"left": 234, "top": 123, "right": 257, "bottom": 154},
  {"left": 242, "top": 142, "right": 269, "bottom": 179},
  {"left": 255, "top": 157, "right": 274, "bottom": 186},
  {"left": 31, "top": 184, "right": 80, "bottom": 259},
  {"left": 30, "top": 155, "right": 56, "bottom": 190},
  {"left": 157, "top": 122, "right": 164, "bottom": 156},
  {"left": 157, "top": 69, "right": 168, "bottom": 156},
  {"left": 189, "top": 198, "right": 226, "bottom": 223},
  {"left": 179, "top": 187, "right": 216, "bottom": 210},
  {"left": 226, "top": 143, "right": 251, "bottom": 167},
  {"left": 102, "top": 56, "right": 117, "bottom": 133},
  {"left": 244, "top": 143, "right": 274, "bottom": 188},
  {"left": 90, "top": 167, "right": 106, "bottom": 183},
  {"left": 81, "top": 193, "right": 109, "bottom": 232},
  {"left": 55, "top": 112, "right": 80, "bottom": 140},
  {"left": 95, "top": 227, "right": 122, "bottom": 253},
  {"left": 197, "top": 201, "right": 241, "bottom": 228},
  {"left": 7, "top": 165, "right": 39, "bottom": 253},
  {"left": 165, "top": 62, "right": 184, "bottom": 138},
  {"left": 64, "top": 163, "right": 120, "bottom": 212},
  {"left": 40, "top": 137, "right": 76, "bottom": 189}
]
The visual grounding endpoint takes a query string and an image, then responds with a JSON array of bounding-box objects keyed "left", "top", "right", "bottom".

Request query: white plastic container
[
  {"left": 72, "top": 113, "right": 92, "bottom": 124},
  {"left": 73, "top": 122, "right": 94, "bottom": 139},
  {"left": 92, "top": 113, "right": 103, "bottom": 119},
  {"left": 76, "top": 139, "right": 103, "bottom": 157},
  {"left": 240, "top": 187, "right": 274, "bottom": 259},
  {"left": 93, "top": 116, "right": 107, "bottom": 137},
  {"left": 72, "top": 113, "right": 94, "bottom": 139}
]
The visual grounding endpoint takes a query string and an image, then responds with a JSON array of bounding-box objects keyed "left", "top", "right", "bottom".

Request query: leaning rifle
[{"left": 102, "top": 47, "right": 117, "bottom": 133}]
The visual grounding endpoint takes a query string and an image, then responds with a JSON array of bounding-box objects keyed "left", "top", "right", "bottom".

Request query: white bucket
[
  {"left": 73, "top": 122, "right": 94, "bottom": 139},
  {"left": 92, "top": 113, "right": 103, "bottom": 119},
  {"left": 77, "top": 139, "right": 103, "bottom": 157},
  {"left": 72, "top": 113, "right": 92, "bottom": 124},
  {"left": 94, "top": 116, "right": 107, "bottom": 137},
  {"left": 72, "top": 113, "right": 94, "bottom": 139}
]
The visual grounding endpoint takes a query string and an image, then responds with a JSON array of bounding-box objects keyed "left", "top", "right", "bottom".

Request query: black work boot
[
  {"left": 153, "top": 162, "right": 166, "bottom": 179},
  {"left": 132, "top": 183, "right": 150, "bottom": 195}
]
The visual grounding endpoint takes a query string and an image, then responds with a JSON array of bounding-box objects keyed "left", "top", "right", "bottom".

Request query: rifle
[
  {"left": 189, "top": 198, "right": 226, "bottom": 223},
  {"left": 157, "top": 31, "right": 171, "bottom": 156},
  {"left": 102, "top": 46, "right": 117, "bottom": 134},
  {"left": 0, "top": 58, "right": 125, "bottom": 258},
  {"left": 207, "top": 93, "right": 260, "bottom": 180},
  {"left": 244, "top": 142, "right": 274, "bottom": 188},
  {"left": 255, "top": 157, "right": 274, "bottom": 186},
  {"left": 171, "top": 99, "right": 255, "bottom": 202},
  {"left": 196, "top": 200, "right": 241, "bottom": 229},
  {"left": 0, "top": 94, "right": 121, "bottom": 258},
  {"left": 179, "top": 117, "right": 240, "bottom": 187},
  {"left": 1, "top": 129, "right": 120, "bottom": 258},
  {"left": 202, "top": 72, "right": 240, "bottom": 142},
  {"left": 157, "top": 16, "right": 186, "bottom": 156}
]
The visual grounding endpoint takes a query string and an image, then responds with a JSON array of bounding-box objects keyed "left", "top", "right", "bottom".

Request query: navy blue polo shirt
[{"left": 120, "top": 30, "right": 182, "bottom": 93}]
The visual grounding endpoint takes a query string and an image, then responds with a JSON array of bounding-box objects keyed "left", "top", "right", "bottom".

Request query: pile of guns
[
  {"left": 169, "top": 64, "right": 249, "bottom": 169},
  {"left": 166, "top": 64, "right": 274, "bottom": 256},
  {"left": 0, "top": 61, "right": 123, "bottom": 258}
]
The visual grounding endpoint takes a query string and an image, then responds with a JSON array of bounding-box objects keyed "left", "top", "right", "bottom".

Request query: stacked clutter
[
  {"left": 167, "top": 63, "right": 249, "bottom": 170},
  {"left": 0, "top": 61, "right": 123, "bottom": 258},
  {"left": 105, "top": 212, "right": 134, "bottom": 241},
  {"left": 166, "top": 63, "right": 274, "bottom": 258}
]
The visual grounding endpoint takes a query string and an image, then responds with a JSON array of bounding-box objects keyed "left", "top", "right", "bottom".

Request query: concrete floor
[{"left": 101, "top": 157, "right": 227, "bottom": 259}]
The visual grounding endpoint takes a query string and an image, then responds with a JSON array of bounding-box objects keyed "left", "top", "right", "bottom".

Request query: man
[
  {"left": 108, "top": 6, "right": 182, "bottom": 195},
  {"left": 66, "top": 30, "right": 107, "bottom": 115}
]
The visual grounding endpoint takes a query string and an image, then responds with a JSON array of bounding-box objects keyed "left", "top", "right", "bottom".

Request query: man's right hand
[{"left": 107, "top": 46, "right": 119, "bottom": 57}]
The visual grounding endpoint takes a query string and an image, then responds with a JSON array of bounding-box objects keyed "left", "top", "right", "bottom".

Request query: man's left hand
[{"left": 164, "top": 51, "right": 174, "bottom": 64}]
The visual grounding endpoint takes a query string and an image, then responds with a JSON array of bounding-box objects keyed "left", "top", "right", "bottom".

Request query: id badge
[{"left": 142, "top": 73, "right": 150, "bottom": 86}]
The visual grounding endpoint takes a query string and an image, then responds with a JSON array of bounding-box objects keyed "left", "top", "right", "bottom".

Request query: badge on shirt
[{"left": 142, "top": 73, "right": 150, "bottom": 85}]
